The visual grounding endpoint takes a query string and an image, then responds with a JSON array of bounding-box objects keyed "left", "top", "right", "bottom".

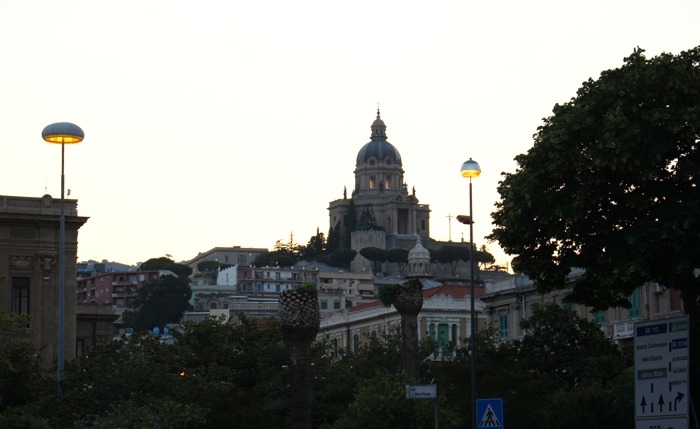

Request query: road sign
[
  {"left": 406, "top": 384, "right": 437, "bottom": 399},
  {"left": 635, "top": 416, "right": 688, "bottom": 429},
  {"left": 476, "top": 398, "right": 503, "bottom": 429},
  {"left": 634, "top": 316, "right": 689, "bottom": 429}
]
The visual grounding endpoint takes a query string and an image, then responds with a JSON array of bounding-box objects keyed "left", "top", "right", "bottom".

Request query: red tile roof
[{"left": 347, "top": 284, "right": 485, "bottom": 313}]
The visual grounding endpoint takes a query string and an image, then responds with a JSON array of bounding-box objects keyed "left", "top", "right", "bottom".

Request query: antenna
[{"left": 446, "top": 213, "right": 454, "bottom": 241}]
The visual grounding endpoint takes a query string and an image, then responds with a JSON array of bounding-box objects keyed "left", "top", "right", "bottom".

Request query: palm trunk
[
  {"left": 279, "top": 289, "right": 320, "bottom": 429},
  {"left": 393, "top": 279, "right": 423, "bottom": 379}
]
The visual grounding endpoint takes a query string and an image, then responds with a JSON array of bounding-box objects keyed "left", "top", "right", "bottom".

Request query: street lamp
[
  {"left": 460, "top": 158, "right": 480, "bottom": 429},
  {"left": 42, "top": 122, "right": 84, "bottom": 395}
]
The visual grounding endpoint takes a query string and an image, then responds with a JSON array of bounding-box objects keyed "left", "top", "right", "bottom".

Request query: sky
[{"left": 1, "top": 1, "right": 698, "bottom": 268}]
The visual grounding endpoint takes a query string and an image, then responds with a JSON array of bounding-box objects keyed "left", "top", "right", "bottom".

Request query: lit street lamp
[
  {"left": 460, "top": 158, "right": 481, "bottom": 429},
  {"left": 42, "top": 122, "right": 84, "bottom": 395}
]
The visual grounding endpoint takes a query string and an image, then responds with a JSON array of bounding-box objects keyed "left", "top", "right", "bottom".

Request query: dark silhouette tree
[
  {"left": 122, "top": 275, "right": 192, "bottom": 331},
  {"left": 140, "top": 257, "right": 193, "bottom": 277},
  {"left": 488, "top": 47, "right": 700, "bottom": 400}
]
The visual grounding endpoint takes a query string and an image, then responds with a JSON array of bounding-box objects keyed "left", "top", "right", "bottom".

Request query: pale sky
[{"left": 1, "top": 1, "right": 698, "bottom": 268}]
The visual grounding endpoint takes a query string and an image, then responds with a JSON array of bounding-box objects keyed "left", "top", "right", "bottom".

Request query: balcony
[
  {"left": 599, "top": 323, "right": 614, "bottom": 338},
  {"left": 112, "top": 280, "right": 137, "bottom": 286}
]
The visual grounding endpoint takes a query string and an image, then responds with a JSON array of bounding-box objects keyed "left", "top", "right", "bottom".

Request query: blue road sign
[{"left": 477, "top": 398, "right": 503, "bottom": 429}]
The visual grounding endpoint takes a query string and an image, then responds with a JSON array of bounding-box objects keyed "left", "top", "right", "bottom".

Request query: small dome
[
  {"left": 408, "top": 237, "right": 431, "bottom": 261},
  {"left": 408, "top": 236, "right": 431, "bottom": 276},
  {"left": 356, "top": 109, "right": 402, "bottom": 165}
]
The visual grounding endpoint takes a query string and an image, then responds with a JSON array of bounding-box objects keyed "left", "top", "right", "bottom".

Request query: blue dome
[
  {"left": 356, "top": 109, "right": 401, "bottom": 165},
  {"left": 356, "top": 140, "right": 401, "bottom": 164}
]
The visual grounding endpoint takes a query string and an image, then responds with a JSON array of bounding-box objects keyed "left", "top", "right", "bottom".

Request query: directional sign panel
[
  {"left": 635, "top": 416, "right": 688, "bottom": 429},
  {"left": 476, "top": 398, "right": 503, "bottom": 429},
  {"left": 634, "top": 316, "right": 689, "bottom": 425}
]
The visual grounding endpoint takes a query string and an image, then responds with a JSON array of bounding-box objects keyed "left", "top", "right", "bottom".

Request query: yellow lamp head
[
  {"left": 460, "top": 158, "right": 481, "bottom": 178},
  {"left": 42, "top": 122, "right": 84, "bottom": 144}
]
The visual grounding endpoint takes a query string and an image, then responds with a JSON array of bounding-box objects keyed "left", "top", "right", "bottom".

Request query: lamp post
[
  {"left": 42, "top": 122, "right": 84, "bottom": 395},
  {"left": 460, "top": 158, "right": 480, "bottom": 429}
]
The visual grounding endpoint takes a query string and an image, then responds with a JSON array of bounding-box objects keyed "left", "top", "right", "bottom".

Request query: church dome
[
  {"left": 356, "top": 109, "right": 402, "bottom": 165},
  {"left": 408, "top": 236, "right": 431, "bottom": 276}
]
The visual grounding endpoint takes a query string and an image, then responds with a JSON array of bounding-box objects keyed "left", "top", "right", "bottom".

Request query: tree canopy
[
  {"left": 488, "top": 47, "right": 700, "bottom": 320},
  {"left": 140, "top": 257, "right": 193, "bottom": 277},
  {"left": 122, "top": 275, "right": 193, "bottom": 331}
]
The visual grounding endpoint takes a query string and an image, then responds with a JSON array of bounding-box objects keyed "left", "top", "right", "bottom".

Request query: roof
[{"left": 347, "top": 284, "right": 483, "bottom": 313}]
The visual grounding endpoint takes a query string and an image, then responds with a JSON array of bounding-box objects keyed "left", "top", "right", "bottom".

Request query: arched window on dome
[
  {"left": 369, "top": 175, "right": 376, "bottom": 189},
  {"left": 385, "top": 175, "right": 392, "bottom": 189},
  {"left": 419, "top": 263, "right": 423, "bottom": 273},
  {"left": 412, "top": 263, "right": 417, "bottom": 273}
]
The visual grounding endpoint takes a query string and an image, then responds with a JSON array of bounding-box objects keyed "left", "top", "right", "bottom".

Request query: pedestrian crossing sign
[{"left": 476, "top": 398, "right": 503, "bottom": 429}]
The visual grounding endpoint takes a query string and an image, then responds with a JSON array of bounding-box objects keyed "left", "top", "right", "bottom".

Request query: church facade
[{"left": 328, "top": 110, "right": 432, "bottom": 253}]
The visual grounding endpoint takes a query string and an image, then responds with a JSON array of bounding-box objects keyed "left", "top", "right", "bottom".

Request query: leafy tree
[
  {"left": 386, "top": 248, "right": 409, "bottom": 274},
  {"left": 122, "top": 275, "right": 192, "bottom": 331},
  {"left": 299, "top": 228, "right": 326, "bottom": 261},
  {"left": 140, "top": 257, "right": 193, "bottom": 277},
  {"left": 328, "top": 249, "right": 357, "bottom": 270},
  {"left": 0, "top": 312, "right": 45, "bottom": 414},
  {"left": 359, "top": 247, "right": 387, "bottom": 273},
  {"left": 487, "top": 47, "right": 700, "bottom": 399},
  {"left": 518, "top": 303, "right": 627, "bottom": 388},
  {"left": 431, "top": 245, "right": 471, "bottom": 277},
  {"left": 476, "top": 245, "right": 496, "bottom": 271}
]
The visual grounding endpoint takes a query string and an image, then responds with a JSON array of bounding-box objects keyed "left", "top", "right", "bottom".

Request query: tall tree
[
  {"left": 326, "top": 222, "right": 341, "bottom": 254},
  {"left": 488, "top": 47, "right": 700, "bottom": 399},
  {"left": 431, "top": 245, "right": 471, "bottom": 277},
  {"left": 122, "top": 275, "right": 192, "bottom": 331},
  {"left": 343, "top": 200, "right": 357, "bottom": 248},
  {"left": 328, "top": 249, "right": 357, "bottom": 270},
  {"left": 359, "top": 247, "right": 388, "bottom": 273},
  {"left": 386, "top": 248, "right": 409, "bottom": 274}
]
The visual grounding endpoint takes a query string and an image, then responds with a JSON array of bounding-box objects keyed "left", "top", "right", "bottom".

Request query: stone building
[
  {"left": 0, "top": 194, "right": 89, "bottom": 365},
  {"left": 328, "top": 110, "right": 430, "bottom": 243}
]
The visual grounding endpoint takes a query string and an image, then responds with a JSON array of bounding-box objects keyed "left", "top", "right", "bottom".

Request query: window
[
  {"left": 276, "top": 285, "right": 281, "bottom": 292},
  {"left": 451, "top": 324, "right": 457, "bottom": 346},
  {"left": 629, "top": 290, "right": 641, "bottom": 318},
  {"left": 438, "top": 324, "right": 449, "bottom": 356},
  {"left": 353, "top": 334, "right": 360, "bottom": 354},
  {"left": 499, "top": 313, "right": 509, "bottom": 338},
  {"left": 369, "top": 175, "right": 376, "bottom": 189},
  {"left": 421, "top": 219, "right": 426, "bottom": 231},
  {"left": 371, "top": 330, "right": 377, "bottom": 339},
  {"left": 334, "top": 301, "right": 341, "bottom": 310},
  {"left": 241, "top": 284, "right": 247, "bottom": 291},
  {"left": 257, "top": 284, "right": 262, "bottom": 291},
  {"left": 595, "top": 311, "right": 606, "bottom": 324},
  {"left": 562, "top": 303, "right": 573, "bottom": 312},
  {"left": 321, "top": 300, "right": 328, "bottom": 310},
  {"left": 429, "top": 323, "right": 436, "bottom": 340},
  {"left": 225, "top": 255, "right": 229, "bottom": 262},
  {"left": 11, "top": 277, "right": 30, "bottom": 315},
  {"left": 238, "top": 255, "right": 246, "bottom": 264},
  {"left": 275, "top": 272, "right": 281, "bottom": 280},
  {"left": 385, "top": 175, "right": 392, "bottom": 189},
  {"left": 210, "top": 302, "right": 218, "bottom": 309},
  {"left": 76, "top": 339, "right": 84, "bottom": 357}
]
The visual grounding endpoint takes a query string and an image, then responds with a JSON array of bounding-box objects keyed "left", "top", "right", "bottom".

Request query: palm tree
[{"left": 279, "top": 283, "right": 320, "bottom": 429}]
